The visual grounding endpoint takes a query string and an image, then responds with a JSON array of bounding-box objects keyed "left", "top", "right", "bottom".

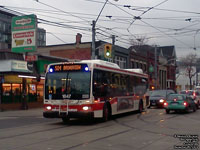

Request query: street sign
[
  {"left": 11, "top": 14, "right": 37, "bottom": 53},
  {"left": 25, "top": 55, "right": 38, "bottom": 61}
]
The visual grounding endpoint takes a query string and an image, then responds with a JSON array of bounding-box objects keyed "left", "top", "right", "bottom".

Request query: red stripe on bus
[{"left": 44, "top": 103, "right": 104, "bottom": 112}]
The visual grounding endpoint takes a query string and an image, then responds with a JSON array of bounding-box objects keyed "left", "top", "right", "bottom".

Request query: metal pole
[
  {"left": 92, "top": 0, "right": 110, "bottom": 60},
  {"left": 91, "top": 20, "right": 96, "bottom": 59},
  {"left": 154, "top": 45, "right": 157, "bottom": 89},
  {"left": 112, "top": 35, "right": 115, "bottom": 45}
]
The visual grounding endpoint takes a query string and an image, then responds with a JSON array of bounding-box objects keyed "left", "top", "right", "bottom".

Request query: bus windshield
[{"left": 45, "top": 71, "right": 90, "bottom": 100}]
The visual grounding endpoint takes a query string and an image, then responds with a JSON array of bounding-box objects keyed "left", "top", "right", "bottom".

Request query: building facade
[
  {"left": 37, "top": 34, "right": 130, "bottom": 69},
  {"left": 129, "top": 45, "right": 177, "bottom": 91},
  {"left": 0, "top": 51, "right": 68, "bottom": 110}
]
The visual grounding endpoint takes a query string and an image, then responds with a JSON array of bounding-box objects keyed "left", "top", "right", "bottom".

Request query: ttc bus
[{"left": 43, "top": 60, "right": 149, "bottom": 123}]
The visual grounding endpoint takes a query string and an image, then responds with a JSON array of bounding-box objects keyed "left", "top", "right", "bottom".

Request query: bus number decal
[{"left": 54, "top": 65, "right": 62, "bottom": 71}]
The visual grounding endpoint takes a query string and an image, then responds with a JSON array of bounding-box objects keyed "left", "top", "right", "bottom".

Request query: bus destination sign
[{"left": 52, "top": 64, "right": 82, "bottom": 72}]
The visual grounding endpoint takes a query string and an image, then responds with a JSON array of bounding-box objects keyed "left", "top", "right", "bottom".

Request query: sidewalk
[
  {"left": 0, "top": 107, "right": 43, "bottom": 117},
  {"left": 0, "top": 101, "right": 43, "bottom": 112}
]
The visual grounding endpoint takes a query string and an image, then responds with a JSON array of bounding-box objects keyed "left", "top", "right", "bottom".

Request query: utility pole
[
  {"left": 112, "top": 35, "right": 115, "bottom": 45},
  {"left": 91, "top": 0, "right": 119, "bottom": 59},
  {"left": 154, "top": 45, "right": 157, "bottom": 89},
  {"left": 91, "top": 20, "right": 96, "bottom": 59}
]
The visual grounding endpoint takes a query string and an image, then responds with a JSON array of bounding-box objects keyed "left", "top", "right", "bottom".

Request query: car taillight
[
  {"left": 183, "top": 102, "right": 187, "bottom": 106},
  {"left": 164, "top": 102, "right": 168, "bottom": 106},
  {"left": 193, "top": 92, "right": 196, "bottom": 98}
]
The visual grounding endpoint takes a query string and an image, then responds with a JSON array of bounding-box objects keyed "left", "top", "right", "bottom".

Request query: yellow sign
[{"left": 4, "top": 75, "right": 22, "bottom": 83}]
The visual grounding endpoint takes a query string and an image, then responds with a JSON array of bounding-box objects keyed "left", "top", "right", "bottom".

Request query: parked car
[
  {"left": 180, "top": 90, "right": 200, "bottom": 109},
  {"left": 149, "top": 89, "right": 175, "bottom": 108},
  {"left": 164, "top": 94, "right": 197, "bottom": 114}
]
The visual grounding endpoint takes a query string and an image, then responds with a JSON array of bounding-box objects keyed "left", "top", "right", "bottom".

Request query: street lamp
[{"left": 91, "top": 0, "right": 119, "bottom": 59}]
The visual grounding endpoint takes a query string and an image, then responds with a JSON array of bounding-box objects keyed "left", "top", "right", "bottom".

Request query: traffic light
[{"left": 104, "top": 44, "right": 112, "bottom": 58}]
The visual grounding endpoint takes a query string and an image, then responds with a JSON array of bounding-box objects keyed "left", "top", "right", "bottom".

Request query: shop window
[
  {"left": 3, "top": 84, "right": 11, "bottom": 96},
  {"left": 2, "top": 84, "right": 12, "bottom": 103},
  {"left": 28, "top": 84, "right": 37, "bottom": 102},
  {"left": 12, "top": 84, "right": 21, "bottom": 103},
  {"left": 37, "top": 85, "right": 44, "bottom": 102}
]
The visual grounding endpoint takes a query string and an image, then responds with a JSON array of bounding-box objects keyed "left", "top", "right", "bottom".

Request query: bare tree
[
  {"left": 129, "top": 36, "right": 148, "bottom": 48},
  {"left": 180, "top": 53, "right": 197, "bottom": 89}
]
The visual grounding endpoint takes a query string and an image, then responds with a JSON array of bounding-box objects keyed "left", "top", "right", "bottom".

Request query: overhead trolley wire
[{"left": 33, "top": 0, "right": 91, "bottom": 24}]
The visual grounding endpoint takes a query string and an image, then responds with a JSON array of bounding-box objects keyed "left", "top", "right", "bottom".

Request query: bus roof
[{"left": 81, "top": 59, "right": 120, "bottom": 69}]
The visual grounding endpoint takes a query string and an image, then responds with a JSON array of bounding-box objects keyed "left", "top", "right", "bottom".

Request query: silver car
[{"left": 149, "top": 90, "right": 175, "bottom": 108}]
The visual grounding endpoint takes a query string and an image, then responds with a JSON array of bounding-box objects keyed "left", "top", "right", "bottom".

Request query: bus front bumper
[{"left": 43, "top": 111, "right": 94, "bottom": 119}]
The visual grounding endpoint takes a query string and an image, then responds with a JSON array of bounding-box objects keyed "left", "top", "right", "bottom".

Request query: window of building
[{"left": 114, "top": 56, "right": 126, "bottom": 68}]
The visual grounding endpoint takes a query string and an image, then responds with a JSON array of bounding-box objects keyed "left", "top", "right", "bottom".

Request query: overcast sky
[{"left": 1, "top": 0, "right": 200, "bottom": 59}]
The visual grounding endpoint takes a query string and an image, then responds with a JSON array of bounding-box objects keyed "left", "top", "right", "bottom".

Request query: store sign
[
  {"left": 11, "top": 14, "right": 37, "bottom": 53},
  {"left": 11, "top": 60, "right": 32, "bottom": 72},
  {"left": 4, "top": 75, "right": 22, "bottom": 83},
  {"left": 25, "top": 55, "right": 38, "bottom": 61}
]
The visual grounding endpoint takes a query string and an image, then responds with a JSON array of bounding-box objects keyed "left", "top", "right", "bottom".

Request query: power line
[
  {"left": 47, "top": 32, "right": 68, "bottom": 44},
  {"left": 33, "top": 0, "right": 91, "bottom": 24},
  {"left": 127, "top": 0, "right": 169, "bottom": 30},
  {"left": 140, "top": 19, "right": 192, "bottom": 48}
]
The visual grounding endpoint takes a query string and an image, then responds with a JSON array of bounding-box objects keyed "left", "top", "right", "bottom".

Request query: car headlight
[{"left": 159, "top": 99, "right": 165, "bottom": 103}]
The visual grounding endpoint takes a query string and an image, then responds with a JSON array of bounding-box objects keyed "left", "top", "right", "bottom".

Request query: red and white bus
[{"left": 43, "top": 60, "right": 149, "bottom": 123}]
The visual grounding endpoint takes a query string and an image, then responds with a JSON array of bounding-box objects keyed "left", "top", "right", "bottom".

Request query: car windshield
[
  {"left": 45, "top": 71, "right": 91, "bottom": 100},
  {"left": 180, "top": 91, "right": 199, "bottom": 95},
  {"left": 180, "top": 91, "right": 193, "bottom": 95},
  {"left": 167, "top": 95, "right": 184, "bottom": 101},
  {"left": 151, "top": 90, "right": 167, "bottom": 97}
]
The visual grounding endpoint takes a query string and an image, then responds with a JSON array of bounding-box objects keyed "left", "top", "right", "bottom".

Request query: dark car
[
  {"left": 164, "top": 94, "right": 197, "bottom": 114},
  {"left": 180, "top": 90, "right": 200, "bottom": 109},
  {"left": 149, "top": 89, "right": 175, "bottom": 108}
]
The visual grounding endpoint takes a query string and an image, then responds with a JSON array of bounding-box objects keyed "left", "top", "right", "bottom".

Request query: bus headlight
[
  {"left": 46, "top": 106, "right": 52, "bottom": 110},
  {"left": 83, "top": 106, "right": 91, "bottom": 111}
]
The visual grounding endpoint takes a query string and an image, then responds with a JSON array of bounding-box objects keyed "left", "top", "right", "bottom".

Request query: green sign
[{"left": 11, "top": 14, "right": 37, "bottom": 53}]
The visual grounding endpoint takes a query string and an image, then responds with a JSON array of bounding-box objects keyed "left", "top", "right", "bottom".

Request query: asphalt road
[{"left": 0, "top": 108, "right": 199, "bottom": 150}]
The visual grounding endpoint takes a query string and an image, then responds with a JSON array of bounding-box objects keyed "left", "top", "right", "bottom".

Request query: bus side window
[
  {"left": 93, "top": 70, "right": 100, "bottom": 97},
  {"left": 93, "top": 70, "right": 107, "bottom": 97}
]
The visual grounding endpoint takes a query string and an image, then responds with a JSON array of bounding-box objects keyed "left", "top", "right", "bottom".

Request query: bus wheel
[
  {"left": 62, "top": 117, "right": 70, "bottom": 124},
  {"left": 103, "top": 104, "right": 110, "bottom": 122},
  {"left": 138, "top": 100, "right": 143, "bottom": 113}
]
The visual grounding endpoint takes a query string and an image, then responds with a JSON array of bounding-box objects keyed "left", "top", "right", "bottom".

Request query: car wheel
[
  {"left": 193, "top": 106, "right": 197, "bottom": 112},
  {"left": 197, "top": 102, "right": 200, "bottom": 109},
  {"left": 166, "top": 109, "right": 170, "bottom": 114},
  {"left": 185, "top": 107, "right": 190, "bottom": 113}
]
